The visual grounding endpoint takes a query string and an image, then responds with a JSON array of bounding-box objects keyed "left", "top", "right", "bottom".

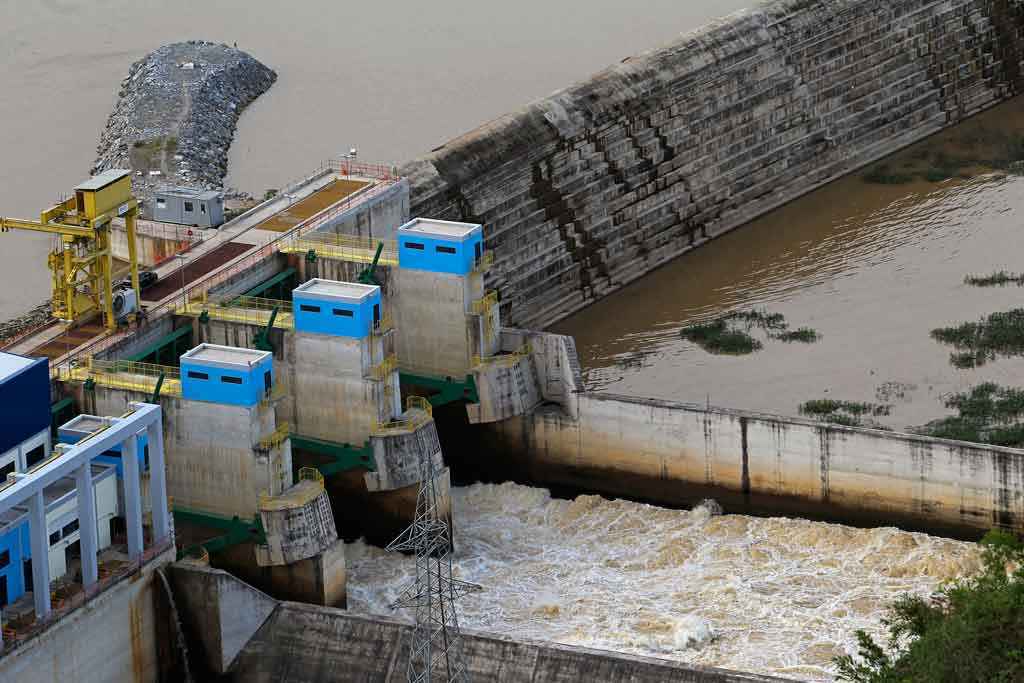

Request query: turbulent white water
[{"left": 346, "top": 482, "right": 981, "bottom": 681}]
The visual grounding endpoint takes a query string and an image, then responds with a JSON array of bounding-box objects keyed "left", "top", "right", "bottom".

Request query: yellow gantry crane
[{"left": 0, "top": 169, "right": 141, "bottom": 331}]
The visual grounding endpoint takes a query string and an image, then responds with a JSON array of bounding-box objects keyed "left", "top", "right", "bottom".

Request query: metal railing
[
  {"left": 405, "top": 395, "right": 433, "bottom": 417},
  {"left": 0, "top": 540, "right": 173, "bottom": 656},
  {"left": 177, "top": 294, "right": 295, "bottom": 329},
  {"left": 259, "top": 383, "right": 289, "bottom": 407},
  {"left": 472, "top": 251, "right": 494, "bottom": 274},
  {"left": 371, "top": 396, "right": 434, "bottom": 435},
  {"left": 58, "top": 357, "right": 182, "bottom": 395},
  {"left": 369, "top": 354, "right": 398, "bottom": 381},
  {"left": 472, "top": 342, "right": 532, "bottom": 370},
  {"left": 281, "top": 232, "right": 399, "bottom": 266},
  {"left": 257, "top": 422, "right": 290, "bottom": 451},
  {"left": 298, "top": 466, "right": 325, "bottom": 486},
  {"left": 471, "top": 290, "right": 498, "bottom": 316},
  {"left": 372, "top": 311, "right": 394, "bottom": 337},
  {"left": 48, "top": 165, "right": 402, "bottom": 376}
]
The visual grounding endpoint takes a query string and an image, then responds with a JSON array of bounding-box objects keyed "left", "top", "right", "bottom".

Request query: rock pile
[{"left": 92, "top": 40, "right": 276, "bottom": 212}]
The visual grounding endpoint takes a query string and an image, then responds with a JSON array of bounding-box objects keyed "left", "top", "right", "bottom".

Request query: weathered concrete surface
[
  {"left": 167, "top": 562, "right": 277, "bottom": 675},
  {"left": 0, "top": 546, "right": 176, "bottom": 683},
  {"left": 404, "top": 0, "right": 1024, "bottom": 329},
  {"left": 74, "top": 383, "right": 292, "bottom": 519},
  {"left": 168, "top": 562, "right": 781, "bottom": 682},
  {"left": 460, "top": 331, "right": 1024, "bottom": 536},
  {"left": 390, "top": 266, "right": 490, "bottom": 378},
  {"left": 227, "top": 601, "right": 785, "bottom": 682}
]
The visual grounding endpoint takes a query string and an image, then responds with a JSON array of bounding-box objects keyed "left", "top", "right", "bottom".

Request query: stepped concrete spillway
[{"left": 403, "top": 0, "right": 1024, "bottom": 329}]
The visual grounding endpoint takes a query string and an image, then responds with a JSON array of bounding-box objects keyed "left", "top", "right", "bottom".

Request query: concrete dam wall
[
  {"left": 168, "top": 563, "right": 785, "bottom": 682},
  {"left": 403, "top": 0, "right": 1024, "bottom": 328},
  {"left": 463, "top": 331, "right": 1024, "bottom": 538}
]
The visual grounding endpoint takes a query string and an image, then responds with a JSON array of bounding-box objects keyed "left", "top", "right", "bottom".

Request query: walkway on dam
[{"left": 5, "top": 166, "right": 387, "bottom": 366}]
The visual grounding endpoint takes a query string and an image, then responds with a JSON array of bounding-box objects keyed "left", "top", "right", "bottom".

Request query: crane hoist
[{"left": 0, "top": 169, "right": 141, "bottom": 331}]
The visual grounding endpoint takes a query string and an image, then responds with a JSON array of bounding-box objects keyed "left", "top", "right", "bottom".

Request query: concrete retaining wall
[
  {"left": 163, "top": 563, "right": 782, "bottom": 682},
  {"left": 0, "top": 547, "right": 176, "bottom": 683},
  {"left": 469, "top": 332, "right": 1024, "bottom": 535},
  {"left": 404, "top": 0, "right": 1024, "bottom": 328}
]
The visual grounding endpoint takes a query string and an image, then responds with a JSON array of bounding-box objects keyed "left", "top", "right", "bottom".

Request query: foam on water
[{"left": 345, "top": 482, "right": 981, "bottom": 681}]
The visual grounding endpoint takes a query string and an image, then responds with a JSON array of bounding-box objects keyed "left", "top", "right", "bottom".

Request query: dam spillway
[
  {"left": 5, "top": 0, "right": 1024, "bottom": 679},
  {"left": 404, "top": 0, "right": 1024, "bottom": 330}
]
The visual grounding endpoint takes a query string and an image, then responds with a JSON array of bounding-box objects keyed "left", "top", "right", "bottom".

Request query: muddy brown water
[
  {"left": 555, "top": 96, "right": 1024, "bottom": 431},
  {"left": 0, "top": 0, "right": 753, "bottom": 320}
]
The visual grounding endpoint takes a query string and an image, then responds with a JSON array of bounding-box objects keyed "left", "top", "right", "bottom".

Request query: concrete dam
[
  {"left": 404, "top": 0, "right": 1024, "bottom": 329},
  {"left": 4, "top": 0, "right": 1024, "bottom": 680}
]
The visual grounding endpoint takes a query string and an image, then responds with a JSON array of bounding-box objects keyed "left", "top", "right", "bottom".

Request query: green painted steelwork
[
  {"left": 173, "top": 506, "right": 266, "bottom": 559},
  {"left": 50, "top": 397, "right": 75, "bottom": 436},
  {"left": 357, "top": 242, "right": 385, "bottom": 286},
  {"left": 254, "top": 306, "right": 279, "bottom": 352},
  {"left": 399, "top": 372, "right": 479, "bottom": 407},
  {"left": 290, "top": 434, "right": 375, "bottom": 475},
  {"left": 243, "top": 267, "right": 297, "bottom": 301},
  {"left": 125, "top": 325, "right": 192, "bottom": 365},
  {"left": 150, "top": 371, "right": 165, "bottom": 403}
]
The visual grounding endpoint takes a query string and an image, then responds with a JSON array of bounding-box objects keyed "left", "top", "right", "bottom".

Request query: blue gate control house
[
  {"left": 180, "top": 344, "right": 274, "bottom": 406},
  {"left": 397, "top": 218, "right": 484, "bottom": 275},
  {"left": 293, "top": 279, "right": 382, "bottom": 338}
]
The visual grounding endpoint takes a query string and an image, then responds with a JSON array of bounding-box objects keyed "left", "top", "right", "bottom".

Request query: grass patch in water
[
  {"left": 799, "top": 399, "right": 892, "bottom": 429},
  {"left": 964, "top": 271, "right": 1024, "bottom": 287},
  {"left": 680, "top": 319, "right": 762, "bottom": 355},
  {"left": 931, "top": 308, "right": 1024, "bottom": 368},
  {"left": 776, "top": 327, "right": 819, "bottom": 343},
  {"left": 917, "top": 383, "right": 1024, "bottom": 448},
  {"left": 680, "top": 310, "right": 819, "bottom": 356}
]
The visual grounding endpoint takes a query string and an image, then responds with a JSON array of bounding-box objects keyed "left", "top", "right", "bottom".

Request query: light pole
[{"left": 176, "top": 254, "right": 188, "bottom": 309}]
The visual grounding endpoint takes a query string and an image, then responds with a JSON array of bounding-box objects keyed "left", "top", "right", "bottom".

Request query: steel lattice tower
[{"left": 387, "top": 446, "right": 479, "bottom": 683}]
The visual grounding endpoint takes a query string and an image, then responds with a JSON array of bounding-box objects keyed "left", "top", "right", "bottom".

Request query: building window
[
  {"left": 187, "top": 370, "right": 209, "bottom": 380},
  {"left": 156, "top": 198, "right": 167, "bottom": 209},
  {"left": 405, "top": 242, "right": 425, "bottom": 250},
  {"left": 49, "top": 531, "right": 60, "bottom": 545},
  {"left": 0, "top": 549, "right": 9, "bottom": 569},
  {"left": 25, "top": 445, "right": 45, "bottom": 468},
  {"left": 332, "top": 308, "right": 353, "bottom": 317},
  {"left": 436, "top": 245, "right": 456, "bottom": 254},
  {"left": 221, "top": 375, "right": 243, "bottom": 385},
  {"left": 0, "top": 461, "right": 14, "bottom": 482},
  {"left": 62, "top": 520, "right": 79, "bottom": 537},
  {"left": 300, "top": 304, "right": 321, "bottom": 313},
  {"left": 200, "top": 203, "right": 206, "bottom": 214},
  {"left": 184, "top": 201, "right": 194, "bottom": 212}
]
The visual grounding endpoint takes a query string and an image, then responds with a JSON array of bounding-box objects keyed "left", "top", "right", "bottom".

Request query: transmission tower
[{"left": 387, "top": 444, "right": 479, "bottom": 683}]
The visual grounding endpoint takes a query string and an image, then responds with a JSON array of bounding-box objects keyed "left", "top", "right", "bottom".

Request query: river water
[
  {"left": 555, "top": 97, "right": 1024, "bottom": 430},
  {"left": 0, "top": 0, "right": 751, "bottom": 320},
  {"left": 347, "top": 482, "right": 981, "bottom": 681}
]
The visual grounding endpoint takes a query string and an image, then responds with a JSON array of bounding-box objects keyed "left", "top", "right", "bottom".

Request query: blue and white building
[
  {"left": 397, "top": 218, "right": 484, "bottom": 275},
  {"left": 180, "top": 344, "right": 274, "bottom": 406},
  {"left": 293, "top": 279, "right": 383, "bottom": 338},
  {"left": 0, "top": 352, "right": 51, "bottom": 480}
]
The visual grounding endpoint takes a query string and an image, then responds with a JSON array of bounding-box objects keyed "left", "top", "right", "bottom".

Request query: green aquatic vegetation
[
  {"left": 680, "top": 310, "right": 819, "bottom": 356},
  {"left": 916, "top": 383, "right": 1024, "bottom": 448},
  {"left": 799, "top": 399, "right": 891, "bottom": 428},
  {"left": 964, "top": 271, "right": 1024, "bottom": 287},
  {"left": 775, "top": 327, "right": 819, "bottom": 343},
  {"left": 931, "top": 308, "right": 1024, "bottom": 368},
  {"left": 679, "top": 319, "right": 761, "bottom": 355}
]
